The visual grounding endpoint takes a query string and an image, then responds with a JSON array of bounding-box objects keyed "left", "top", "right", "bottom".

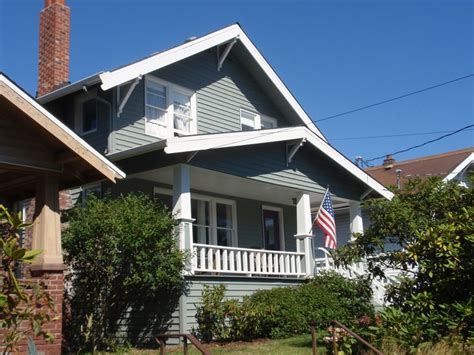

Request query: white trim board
[
  {"left": 443, "top": 152, "right": 474, "bottom": 182},
  {"left": 163, "top": 127, "right": 394, "bottom": 200},
  {"left": 0, "top": 74, "right": 126, "bottom": 180},
  {"left": 98, "top": 24, "right": 326, "bottom": 140}
]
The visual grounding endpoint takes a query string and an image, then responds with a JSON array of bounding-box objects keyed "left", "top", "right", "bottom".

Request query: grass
[
  {"left": 102, "top": 336, "right": 473, "bottom": 355},
  {"left": 111, "top": 334, "right": 328, "bottom": 354}
]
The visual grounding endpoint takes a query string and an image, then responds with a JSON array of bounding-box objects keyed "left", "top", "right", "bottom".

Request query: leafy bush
[
  {"left": 62, "top": 193, "right": 188, "bottom": 351},
  {"left": 0, "top": 204, "right": 56, "bottom": 353},
  {"left": 195, "top": 271, "right": 374, "bottom": 342},
  {"left": 334, "top": 178, "right": 474, "bottom": 348}
]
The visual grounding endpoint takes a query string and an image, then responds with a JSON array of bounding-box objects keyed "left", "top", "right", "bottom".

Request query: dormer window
[
  {"left": 240, "top": 109, "right": 278, "bottom": 131},
  {"left": 144, "top": 76, "right": 197, "bottom": 138},
  {"left": 74, "top": 95, "right": 110, "bottom": 135}
]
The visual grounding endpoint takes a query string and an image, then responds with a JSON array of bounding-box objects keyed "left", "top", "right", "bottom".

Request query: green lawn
[{"left": 121, "top": 335, "right": 328, "bottom": 354}]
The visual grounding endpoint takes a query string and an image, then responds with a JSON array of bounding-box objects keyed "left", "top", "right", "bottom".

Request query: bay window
[{"left": 144, "top": 76, "right": 196, "bottom": 138}]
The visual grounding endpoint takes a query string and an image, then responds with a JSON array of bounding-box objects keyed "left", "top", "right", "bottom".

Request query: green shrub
[
  {"left": 62, "top": 193, "right": 188, "bottom": 351},
  {"left": 195, "top": 271, "right": 374, "bottom": 342}
]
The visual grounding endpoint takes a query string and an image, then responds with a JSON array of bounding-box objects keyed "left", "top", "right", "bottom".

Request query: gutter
[{"left": 37, "top": 73, "right": 103, "bottom": 104}]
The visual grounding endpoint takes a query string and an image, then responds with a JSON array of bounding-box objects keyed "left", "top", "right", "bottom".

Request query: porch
[{"left": 126, "top": 163, "right": 365, "bottom": 278}]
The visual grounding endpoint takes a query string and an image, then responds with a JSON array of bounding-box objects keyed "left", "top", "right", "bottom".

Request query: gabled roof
[
  {"left": 109, "top": 126, "right": 394, "bottom": 200},
  {"left": 37, "top": 24, "right": 326, "bottom": 141},
  {"left": 365, "top": 147, "right": 474, "bottom": 188},
  {"left": 0, "top": 73, "right": 126, "bottom": 184}
]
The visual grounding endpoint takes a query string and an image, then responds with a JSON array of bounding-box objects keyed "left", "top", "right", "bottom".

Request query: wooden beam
[
  {"left": 54, "top": 150, "right": 81, "bottom": 164},
  {"left": 0, "top": 81, "right": 119, "bottom": 182}
]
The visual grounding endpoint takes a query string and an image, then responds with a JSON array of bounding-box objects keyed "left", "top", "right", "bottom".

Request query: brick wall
[{"left": 38, "top": 0, "right": 70, "bottom": 97}]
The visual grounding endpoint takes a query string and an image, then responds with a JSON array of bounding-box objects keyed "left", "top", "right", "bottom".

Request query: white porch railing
[
  {"left": 314, "top": 248, "right": 401, "bottom": 306},
  {"left": 193, "top": 243, "right": 306, "bottom": 277}
]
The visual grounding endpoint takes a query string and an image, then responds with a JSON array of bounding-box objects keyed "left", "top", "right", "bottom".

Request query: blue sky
[{"left": 1, "top": 0, "right": 472, "bottom": 165}]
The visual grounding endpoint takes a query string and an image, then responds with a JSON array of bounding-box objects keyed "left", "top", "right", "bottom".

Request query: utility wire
[
  {"left": 330, "top": 128, "right": 474, "bottom": 141},
  {"left": 365, "top": 124, "right": 474, "bottom": 163},
  {"left": 316, "top": 74, "right": 474, "bottom": 123}
]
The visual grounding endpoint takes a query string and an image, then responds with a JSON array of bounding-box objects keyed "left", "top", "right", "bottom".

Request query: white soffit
[
  {"left": 99, "top": 24, "right": 326, "bottom": 141},
  {"left": 164, "top": 127, "right": 394, "bottom": 200}
]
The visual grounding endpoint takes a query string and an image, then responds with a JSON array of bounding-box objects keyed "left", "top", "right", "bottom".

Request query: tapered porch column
[
  {"left": 31, "top": 174, "right": 63, "bottom": 268},
  {"left": 172, "top": 164, "right": 194, "bottom": 259},
  {"left": 295, "top": 192, "right": 315, "bottom": 277},
  {"left": 349, "top": 201, "right": 364, "bottom": 241}
]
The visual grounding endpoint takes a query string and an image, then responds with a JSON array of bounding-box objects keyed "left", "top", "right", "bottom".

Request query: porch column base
[{"left": 295, "top": 193, "right": 315, "bottom": 277}]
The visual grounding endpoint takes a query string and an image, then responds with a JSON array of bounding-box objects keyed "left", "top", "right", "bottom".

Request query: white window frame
[
  {"left": 261, "top": 205, "right": 286, "bottom": 251},
  {"left": 240, "top": 109, "right": 278, "bottom": 131},
  {"left": 153, "top": 187, "right": 238, "bottom": 247},
  {"left": 74, "top": 94, "right": 109, "bottom": 135},
  {"left": 144, "top": 75, "right": 197, "bottom": 138}
]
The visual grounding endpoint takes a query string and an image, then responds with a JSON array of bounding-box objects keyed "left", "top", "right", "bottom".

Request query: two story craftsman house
[{"left": 36, "top": 0, "right": 392, "bottom": 338}]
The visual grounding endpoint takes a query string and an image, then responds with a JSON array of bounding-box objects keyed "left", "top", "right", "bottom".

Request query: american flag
[{"left": 314, "top": 189, "right": 337, "bottom": 249}]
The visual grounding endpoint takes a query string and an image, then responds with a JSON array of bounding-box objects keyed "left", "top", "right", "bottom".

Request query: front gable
[{"left": 114, "top": 49, "right": 292, "bottom": 153}]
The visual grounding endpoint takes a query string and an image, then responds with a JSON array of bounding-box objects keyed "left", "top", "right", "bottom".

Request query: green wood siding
[
  {"left": 113, "top": 50, "right": 290, "bottom": 152},
  {"left": 43, "top": 87, "right": 112, "bottom": 154},
  {"left": 191, "top": 143, "right": 366, "bottom": 200}
]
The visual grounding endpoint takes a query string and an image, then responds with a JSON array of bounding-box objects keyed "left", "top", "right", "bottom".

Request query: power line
[
  {"left": 330, "top": 128, "right": 474, "bottom": 141},
  {"left": 365, "top": 124, "right": 474, "bottom": 163},
  {"left": 316, "top": 74, "right": 474, "bottom": 123}
]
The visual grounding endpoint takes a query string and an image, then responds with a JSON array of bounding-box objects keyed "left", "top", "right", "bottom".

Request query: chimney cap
[
  {"left": 44, "top": 0, "right": 66, "bottom": 7},
  {"left": 383, "top": 154, "right": 396, "bottom": 169}
]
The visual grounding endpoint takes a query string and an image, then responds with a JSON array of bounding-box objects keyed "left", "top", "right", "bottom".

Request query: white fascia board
[
  {"left": 164, "top": 126, "right": 393, "bottom": 200},
  {"left": 99, "top": 24, "right": 326, "bottom": 141},
  {"left": 304, "top": 132, "right": 394, "bottom": 200},
  {"left": 443, "top": 152, "right": 474, "bottom": 182},
  {"left": 164, "top": 127, "right": 307, "bottom": 154},
  {"left": 100, "top": 25, "right": 242, "bottom": 91},
  {"left": 0, "top": 74, "right": 126, "bottom": 180}
]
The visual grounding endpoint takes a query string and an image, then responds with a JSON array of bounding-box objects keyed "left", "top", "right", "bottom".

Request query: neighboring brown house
[
  {"left": 0, "top": 73, "right": 125, "bottom": 354},
  {"left": 365, "top": 147, "right": 474, "bottom": 190}
]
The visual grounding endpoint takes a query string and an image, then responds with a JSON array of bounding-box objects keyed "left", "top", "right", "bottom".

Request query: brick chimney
[
  {"left": 383, "top": 154, "right": 396, "bottom": 169},
  {"left": 37, "top": 0, "right": 70, "bottom": 97}
]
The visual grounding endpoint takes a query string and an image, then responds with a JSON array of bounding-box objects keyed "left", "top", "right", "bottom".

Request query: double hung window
[{"left": 144, "top": 76, "right": 196, "bottom": 138}]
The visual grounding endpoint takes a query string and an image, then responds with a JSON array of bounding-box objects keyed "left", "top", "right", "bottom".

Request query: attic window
[
  {"left": 144, "top": 75, "right": 197, "bottom": 138},
  {"left": 240, "top": 109, "right": 278, "bottom": 131},
  {"left": 75, "top": 95, "right": 110, "bottom": 135}
]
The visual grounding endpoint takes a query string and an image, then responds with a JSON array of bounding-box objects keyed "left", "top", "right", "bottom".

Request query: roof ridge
[{"left": 366, "top": 147, "right": 474, "bottom": 170}]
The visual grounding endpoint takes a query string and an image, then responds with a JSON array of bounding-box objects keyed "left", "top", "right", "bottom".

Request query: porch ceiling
[{"left": 131, "top": 165, "right": 350, "bottom": 207}]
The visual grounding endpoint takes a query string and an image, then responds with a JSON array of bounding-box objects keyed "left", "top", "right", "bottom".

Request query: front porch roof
[{"left": 110, "top": 127, "right": 393, "bottom": 200}]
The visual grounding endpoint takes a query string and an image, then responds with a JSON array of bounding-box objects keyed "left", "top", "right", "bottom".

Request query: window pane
[
  {"left": 192, "top": 199, "right": 211, "bottom": 244},
  {"left": 146, "top": 106, "right": 167, "bottom": 123},
  {"left": 146, "top": 93, "right": 166, "bottom": 109},
  {"left": 147, "top": 81, "right": 166, "bottom": 96},
  {"left": 174, "top": 114, "right": 190, "bottom": 132},
  {"left": 240, "top": 110, "right": 257, "bottom": 130},
  {"left": 193, "top": 225, "right": 210, "bottom": 244},
  {"left": 173, "top": 92, "right": 191, "bottom": 116},
  {"left": 82, "top": 99, "right": 97, "bottom": 132},
  {"left": 154, "top": 193, "right": 172, "bottom": 210},
  {"left": 216, "top": 203, "right": 233, "bottom": 229},
  {"left": 217, "top": 229, "right": 233, "bottom": 247},
  {"left": 192, "top": 199, "right": 210, "bottom": 226},
  {"left": 261, "top": 118, "right": 276, "bottom": 129}
]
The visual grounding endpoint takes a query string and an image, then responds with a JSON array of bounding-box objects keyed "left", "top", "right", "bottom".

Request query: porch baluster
[{"left": 215, "top": 249, "right": 221, "bottom": 272}]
